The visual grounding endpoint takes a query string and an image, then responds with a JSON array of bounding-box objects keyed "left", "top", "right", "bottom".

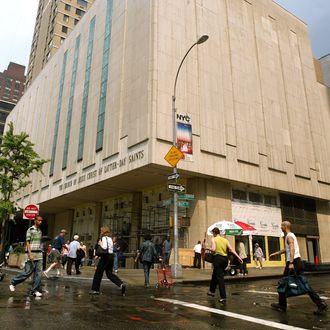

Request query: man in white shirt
[
  {"left": 269, "top": 221, "right": 327, "bottom": 315},
  {"left": 66, "top": 235, "right": 81, "bottom": 275},
  {"left": 193, "top": 241, "right": 202, "bottom": 269}
]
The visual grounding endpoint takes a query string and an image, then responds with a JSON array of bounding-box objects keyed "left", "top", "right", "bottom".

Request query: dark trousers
[
  {"left": 91, "top": 254, "right": 123, "bottom": 292},
  {"left": 62, "top": 255, "right": 68, "bottom": 267},
  {"left": 142, "top": 261, "right": 153, "bottom": 285},
  {"left": 194, "top": 253, "right": 201, "bottom": 269},
  {"left": 279, "top": 258, "right": 323, "bottom": 308},
  {"left": 209, "top": 255, "right": 228, "bottom": 299},
  {"left": 240, "top": 258, "right": 248, "bottom": 274},
  {"left": 67, "top": 257, "right": 80, "bottom": 275}
]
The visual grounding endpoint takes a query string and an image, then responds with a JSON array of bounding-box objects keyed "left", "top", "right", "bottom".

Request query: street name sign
[
  {"left": 168, "top": 173, "right": 180, "bottom": 181},
  {"left": 178, "top": 194, "right": 195, "bottom": 200},
  {"left": 178, "top": 201, "right": 190, "bottom": 208},
  {"left": 168, "top": 184, "right": 185, "bottom": 193},
  {"left": 23, "top": 204, "right": 39, "bottom": 220},
  {"left": 164, "top": 145, "right": 184, "bottom": 167}
]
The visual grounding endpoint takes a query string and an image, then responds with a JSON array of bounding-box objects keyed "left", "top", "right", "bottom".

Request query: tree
[{"left": 0, "top": 122, "right": 48, "bottom": 257}]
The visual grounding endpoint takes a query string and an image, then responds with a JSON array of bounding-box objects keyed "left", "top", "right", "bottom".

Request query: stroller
[{"left": 225, "top": 254, "right": 241, "bottom": 276}]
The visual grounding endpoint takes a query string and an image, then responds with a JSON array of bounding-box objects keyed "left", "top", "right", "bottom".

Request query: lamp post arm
[{"left": 173, "top": 41, "right": 199, "bottom": 99}]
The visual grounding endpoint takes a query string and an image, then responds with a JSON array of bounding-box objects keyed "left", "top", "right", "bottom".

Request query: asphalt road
[{"left": 0, "top": 273, "right": 329, "bottom": 330}]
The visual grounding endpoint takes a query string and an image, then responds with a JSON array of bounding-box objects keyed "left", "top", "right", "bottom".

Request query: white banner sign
[{"left": 232, "top": 202, "right": 283, "bottom": 237}]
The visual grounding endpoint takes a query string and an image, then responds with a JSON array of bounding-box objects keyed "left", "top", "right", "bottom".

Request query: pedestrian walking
[
  {"left": 162, "top": 236, "right": 171, "bottom": 266},
  {"left": 88, "top": 246, "right": 94, "bottom": 266},
  {"left": 135, "top": 233, "right": 157, "bottom": 287},
  {"left": 77, "top": 241, "right": 86, "bottom": 268},
  {"left": 254, "top": 243, "right": 264, "bottom": 269},
  {"left": 52, "top": 229, "right": 67, "bottom": 252},
  {"left": 238, "top": 240, "right": 248, "bottom": 275},
  {"left": 62, "top": 240, "right": 70, "bottom": 269},
  {"left": 270, "top": 221, "right": 328, "bottom": 315},
  {"left": 193, "top": 241, "right": 202, "bottom": 269},
  {"left": 89, "top": 226, "right": 126, "bottom": 296},
  {"left": 207, "top": 228, "right": 243, "bottom": 304},
  {"left": 43, "top": 248, "right": 62, "bottom": 278},
  {"left": 66, "top": 235, "right": 81, "bottom": 275},
  {"left": 9, "top": 215, "right": 44, "bottom": 297}
]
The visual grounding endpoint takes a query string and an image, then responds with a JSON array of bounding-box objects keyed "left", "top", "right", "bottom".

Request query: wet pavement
[{"left": 0, "top": 273, "right": 329, "bottom": 330}]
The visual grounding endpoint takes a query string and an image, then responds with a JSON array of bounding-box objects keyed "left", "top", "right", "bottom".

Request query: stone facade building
[{"left": 6, "top": 0, "right": 330, "bottom": 267}]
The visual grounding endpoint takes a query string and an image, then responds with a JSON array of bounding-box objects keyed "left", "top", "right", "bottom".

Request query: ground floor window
[
  {"left": 252, "top": 235, "right": 266, "bottom": 260},
  {"left": 268, "top": 236, "right": 281, "bottom": 261}
]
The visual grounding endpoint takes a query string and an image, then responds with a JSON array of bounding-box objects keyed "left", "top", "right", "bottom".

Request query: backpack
[{"left": 141, "top": 241, "right": 157, "bottom": 263}]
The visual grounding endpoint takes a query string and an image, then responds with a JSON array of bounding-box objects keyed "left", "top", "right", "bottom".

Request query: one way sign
[{"left": 168, "top": 183, "right": 185, "bottom": 193}]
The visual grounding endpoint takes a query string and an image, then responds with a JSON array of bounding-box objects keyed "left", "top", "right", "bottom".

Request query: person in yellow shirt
[{"left": 207, "top": 227, "right": 243, "bottom": 304}]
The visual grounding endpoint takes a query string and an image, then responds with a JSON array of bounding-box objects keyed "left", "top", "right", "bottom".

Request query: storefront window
[
  {"left": 249, "top": 192, "right": 262, "bottom": 204},
  {"left": 252, "top": 235, "right": 266, "bottom": 260},
  {"left": 232, "top": 190, "right": 247, "bottom": 202},
  {"left": 268, "top": 236, "right": 281, "bottom": 261}
]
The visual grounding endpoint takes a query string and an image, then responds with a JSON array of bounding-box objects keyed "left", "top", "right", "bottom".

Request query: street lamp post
[{"left": 171, "top": 35, "right": 209, "bottom": 279}]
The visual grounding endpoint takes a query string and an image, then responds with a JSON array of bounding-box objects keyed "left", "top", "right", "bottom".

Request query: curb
[{"left": 3, "top": 267, "right": 330, "bottom": 286}]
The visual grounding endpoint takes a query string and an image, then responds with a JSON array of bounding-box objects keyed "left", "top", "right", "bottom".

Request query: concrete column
[
  {"left": 54, "top": 210, "right": 74, "bottom": 239},
  {"left": 187, "top": 178, "right": 232, "bottom": 248},
  {"left": 316, "top": 200, "right": 330, "bottom": 262},
  {"left": 130, "top": 192, "right": 142, "bottom": 252},
  {"left": 94, "top": 202, "right": 102, "bottom": 241}
]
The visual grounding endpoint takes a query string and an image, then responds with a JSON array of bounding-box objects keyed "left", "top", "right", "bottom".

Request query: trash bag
[{"left": 277, "top": 274, "right": 311, "bottom": 297}]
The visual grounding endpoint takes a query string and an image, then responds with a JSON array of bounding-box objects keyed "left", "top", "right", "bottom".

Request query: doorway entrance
[{"left": 307, "top": 238, "right": 320, "bottom": 264}]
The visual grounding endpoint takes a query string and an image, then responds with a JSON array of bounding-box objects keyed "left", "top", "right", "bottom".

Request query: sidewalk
[
  {"left": 4, "top": 265, "right": 329, "bottom": 287},
  {"left": 3, "top": 265, "right": 286, "bottom": 286}
]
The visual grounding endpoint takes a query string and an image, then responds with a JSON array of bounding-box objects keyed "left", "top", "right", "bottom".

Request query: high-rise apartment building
[
  {"left": 26, "top": 0, "right": 95, "bottom": 88},
  {"left": 0, "top": 62, "right": 26, "bottom": 137}
]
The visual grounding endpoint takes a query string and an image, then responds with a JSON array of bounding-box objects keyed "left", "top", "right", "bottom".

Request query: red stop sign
[{"left": 23, "top": 204, "right": 39, "bottom": 220}]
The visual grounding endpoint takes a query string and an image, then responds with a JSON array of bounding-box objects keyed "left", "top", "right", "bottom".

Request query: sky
[
  {"left": 0, "top": 0, "right": 329, "bottom": 73},
  {"left": 274, "top": 0, "right": 330, "bottom": 58}
]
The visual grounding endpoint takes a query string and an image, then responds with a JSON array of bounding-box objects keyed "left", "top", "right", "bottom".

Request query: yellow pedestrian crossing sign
[{"left": 164, "top": 145, "right": 184, "bottom": 167}]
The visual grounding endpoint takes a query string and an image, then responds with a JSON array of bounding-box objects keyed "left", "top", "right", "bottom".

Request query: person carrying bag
[
  {"left": 270, "top": 221, "right": 327, "bottom": 315},
  {"left": 89, "top": 226, "right": 126, "bottom": 296},
  {"left": 207, "top": 228, "right": 242, "bottom": 304}
]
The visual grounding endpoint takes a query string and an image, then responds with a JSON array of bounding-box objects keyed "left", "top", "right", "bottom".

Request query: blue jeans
[
  {"left": 163, "top": 252, "right": 170, "bottom": 266},
  {"left": 113, "top": 252, "right": 118, "bottom": 271},
  {"left": 11, "top": 259, "right": 43, "bottom": 294},
  {"left": 142, "top": 261, "right": 153, "bottom": 286}
]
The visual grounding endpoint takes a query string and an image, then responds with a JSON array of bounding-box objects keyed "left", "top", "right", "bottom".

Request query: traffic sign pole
[{"left": 172, "top": 94, "right": 182, "bottom": 279}]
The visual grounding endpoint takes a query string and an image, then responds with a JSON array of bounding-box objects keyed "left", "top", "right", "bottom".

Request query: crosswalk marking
[
  {"left": 246, "top": 290, "right": 329, "bottom": 300},
  {"left": 155, "top": 298, "right": 307, "bottom": 330}
]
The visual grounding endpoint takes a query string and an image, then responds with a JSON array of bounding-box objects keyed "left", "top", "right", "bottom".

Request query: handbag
[
  {"left": 204, "top": 249, "right": 214, "bottom": 263},
  {"left": 277, "top": 273, "right": 311, "bottom": 297},
  {"left": 95, "top": 237, "right": 109, "bottom": 257}
]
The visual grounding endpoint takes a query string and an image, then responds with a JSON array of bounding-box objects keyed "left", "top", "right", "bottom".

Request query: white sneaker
[
  {"left": 9, "top": 284, "right": 15, "bottom": 292},
  {"left": 33, "top": 291, "right": 42, "bottom": 297}
]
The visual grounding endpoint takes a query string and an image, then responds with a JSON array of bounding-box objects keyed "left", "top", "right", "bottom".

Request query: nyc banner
[{"left": 176, "top": 113, "right": 193, "bottom": 161}]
